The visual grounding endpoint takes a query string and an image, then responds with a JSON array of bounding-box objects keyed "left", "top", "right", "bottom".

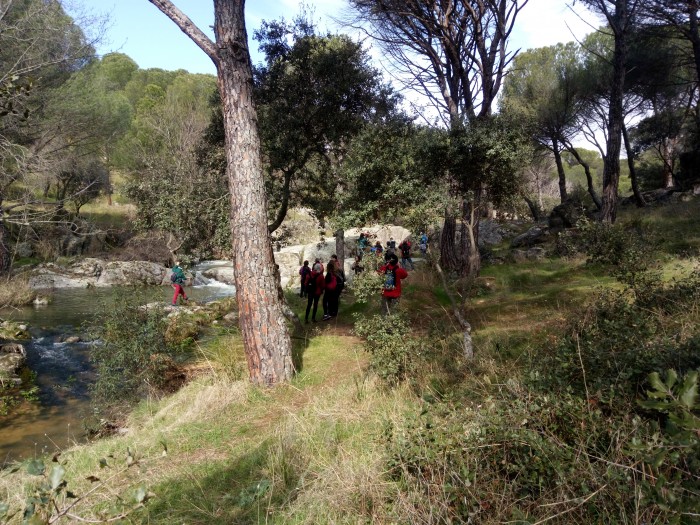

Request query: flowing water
[{"left": 0, "top": 262, "right": 235, "bottom": 465}]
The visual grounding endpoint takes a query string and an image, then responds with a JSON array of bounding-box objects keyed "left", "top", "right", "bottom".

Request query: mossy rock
[{"left": 0, "top": 321, "right": 30, "bottom": 340}]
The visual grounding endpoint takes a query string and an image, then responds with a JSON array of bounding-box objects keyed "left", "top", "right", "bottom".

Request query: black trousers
[
  {"left": 323, "top": 290, "right": 339, "bottom": 317},
  {"left": 305, "top": 294, "right": 320, "bottom": 321}
]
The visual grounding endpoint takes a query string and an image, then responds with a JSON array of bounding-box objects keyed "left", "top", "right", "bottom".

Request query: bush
[
  {"left": 577, "top": 218, "right": 655, "bottom": 286},
  {"left": 89, "top": 293, "right": 190, "bottom": 404},
  {"left": 354, "top": 314, "right": 423, "bottom": 386},
  {"left": 538, "top": 270, "right": 700, "bottom": 400}
]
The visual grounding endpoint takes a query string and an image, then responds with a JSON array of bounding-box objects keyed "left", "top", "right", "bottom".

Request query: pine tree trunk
[
  {"left": 601, "top": 3, "right": 628, "bottom": 224},
  {"left": 213, "top": 1, "right": 293, "bottom": 385},
  {"left": 565, "top": 144, "right": 602, "bottom": 210},
  {"left": 552, "top": 138, "right": 568, "bottom": 203},
  {"left": 622, "top": 124, "right": 646, "bottom": 207},
  {"left": 460, "top": 190, "right": 481, "bottom": 278},
  {"left": 335, "top": 229, "right": 345, "bottom": 270},
  {"left": 439, "top": 208, "right": 460, "bottom": 273}
]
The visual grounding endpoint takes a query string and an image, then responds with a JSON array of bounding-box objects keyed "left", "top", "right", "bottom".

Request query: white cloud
[{"left": 513, "top": 0, "right": 601, "bottom": 51}]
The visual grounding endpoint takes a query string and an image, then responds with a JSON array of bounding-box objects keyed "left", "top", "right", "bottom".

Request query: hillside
[{"left": 1, "top": 199, "right": 699, "bottom": 524}]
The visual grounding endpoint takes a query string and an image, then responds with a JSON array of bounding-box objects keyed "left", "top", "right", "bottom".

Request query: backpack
[
  {"left": 336, "top": 273, "right": 345, "bottom": 293},
  {"left": 326, "top": 273, "right": 337, "bottom": 291},
  {"left": 306, "top": 271, "right": 318, "bottom": 293},
  {"left": 170, "top": 272, "right": 178, "bottom": 283},
  {"left": 384, "top": 266, "right": 397, "bottom": 291}
]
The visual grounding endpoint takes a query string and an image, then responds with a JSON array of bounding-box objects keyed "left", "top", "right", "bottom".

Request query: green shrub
[
  {"left": 89, "top": 294, "right": 189, "bottom": 404},
  {"left": 577, "top": 218, "right": 655, "bottom": 286},
  {"left": 538, "top": 271, "right": 700, "bottom": 400},
  {"left": 354, "top": 314, "right": 423, "bottom": 386},
  {"left": 385, "top": 387, "right": 672, "bottom": 524}
]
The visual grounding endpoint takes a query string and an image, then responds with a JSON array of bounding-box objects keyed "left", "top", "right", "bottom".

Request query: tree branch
[{"left": 147, "top": 0, "right": 218, "bottom": 64}]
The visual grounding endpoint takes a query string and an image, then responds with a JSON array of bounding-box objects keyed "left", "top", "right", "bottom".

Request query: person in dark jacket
[
  {"left": 305, "top": 263, "right": 325, "bottom": 323},
  {"left": 322, "top": 260, "right": 340, "bottom": 320},
  {"left": 399, "top": 239, "right": 414, "bottom": 270},
  {"left": 379, "top": 254, "right": 408, "bottom": 315},
  {"left": 170, "top": 261, "right": 188, "bottom": 306},
  {"left": 299, "top": 260, "right": 311, "bottom": 297}
]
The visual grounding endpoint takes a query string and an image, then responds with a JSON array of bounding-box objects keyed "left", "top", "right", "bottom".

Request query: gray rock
[
  {"left": 526, "top": 247, "right": 547, "bottom": 260},
  {"left": 223, "top": 312, "right": 239, "bottom": 323},
  {"left": 478, "top": 220, "right": 504, "bottom": 246},
  {"left": 549, "top": 199, "right": 585, "bottom": 230},
  {"left": 0, "top": 343, "right": 26, "bottom": 386},
  {"left": 28, "top": 259, "right": 168, "bottom": 289},
  {"left": 201, "top": 266, "right": 235, "bottom": 285},
  {"left": 15, "top": 242, "right": 34, "bottom": 258},
  {"left": 511, "top": 227, "right": 547, "bottom": 248}
]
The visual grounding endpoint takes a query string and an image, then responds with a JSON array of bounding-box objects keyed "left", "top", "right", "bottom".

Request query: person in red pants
[{"left": 170, "top": 261, "right": 188, "bottom": 306}]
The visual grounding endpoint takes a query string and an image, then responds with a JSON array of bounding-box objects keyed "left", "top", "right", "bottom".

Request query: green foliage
[
  {"left": 0, "top": 450, "right": 150, "bottom": 523},
  {"left": 353, "top": 314, "right": 423, "bottom": 386},
  {"left": 89, "top": 293, "right": 190, "bottom": 404},
  {"left": 540, "top": 270, "right": 700, "bottom": 400},
  {"left": 632, "top": 370, "right": 700, "bottom": 521},
  {"left": 575, "top": 217, "right": 657, "bottom": 287},
  {"left": 122, "top": 72, "right": 225, "bottom": 258},
  {"left": 348, "top": 257, "right": 385, "bottom": 303}
]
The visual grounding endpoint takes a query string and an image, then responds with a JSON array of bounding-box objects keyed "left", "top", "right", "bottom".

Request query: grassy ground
[{"left": 1, "top": 198, "right": 698, "bottom": 524}]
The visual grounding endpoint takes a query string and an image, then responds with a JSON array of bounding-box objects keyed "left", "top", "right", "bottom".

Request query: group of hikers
[
  {"left": 170, "top": 231, "right": 428, "bottom": 318},
  {"left": 298, "top": 254, "right": 346, "bottom": 323}
]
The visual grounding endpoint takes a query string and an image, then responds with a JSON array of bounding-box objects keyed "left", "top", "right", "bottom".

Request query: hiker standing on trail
[
  {"left": 384, "top": 237, "right": 396, "bottom": 262},
  {"left": 379, "top": 253, "right": 408, "bottom": 315},
  {"left": 352, "top": 255, "right": 364, "bottom": 275},
  {"left": 399, "top": 239, "right": 414, "bottom": 270},
  {"left": 419, "top": 232, "right": 428, "bottom": 256},
  {"left": 170, "top": 261, "right": 188, "bottom": 306},
  {"left": 322, "top": 260, "right": 341, "bottom": 321},
  {"left": 299, "top": 260, "right": 311, "bottom": 298},
  {"left": 305, "top": 262, "right": 325, "bottom": 323}
]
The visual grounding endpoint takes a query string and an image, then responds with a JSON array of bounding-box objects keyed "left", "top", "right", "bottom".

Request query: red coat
[
  {"left": 379, "top": 263, "right": 408, "bottom": 298},
  {"left": 310, "top": 271, "right": 325, "bottom": 297}
]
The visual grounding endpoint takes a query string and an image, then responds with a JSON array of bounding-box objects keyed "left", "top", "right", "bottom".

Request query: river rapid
[{"left": 0, "top": 262, "right": 235, "bottom": 465}]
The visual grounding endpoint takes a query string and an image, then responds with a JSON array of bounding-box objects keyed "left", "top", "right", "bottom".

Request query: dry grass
[{"left": 0, "top": 275, "right": 36, "bottom": 308}]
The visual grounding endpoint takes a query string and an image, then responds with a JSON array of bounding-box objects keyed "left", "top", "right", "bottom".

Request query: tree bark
[
  {"left": 0, "top": 205, "right": 10, "bottom": 276},
  {"left": 439, "top": 208, "right": 460, "bottom": 273},
  {"left": 622, "top": 124, "right": 647, "bottom": 208},
  {"left": 564, "top": 142, "right": 602, "bottom": 210},
  {"left": 552, "top": 138, "right": 568, "bottom": 203},
  {"left": 659, "top": 139, "right": 675, "bottom": 189},
  {"left": 335, "top": 229, "right": 345, "bottom": 271},
  {"left": 600, "top": 1, "right": 629, "bottom": 224},
  {"left": 523, "top": 195, "right": 541, "bottom": 221},
  {"left": 460, "top": 190, "right": 481, "bottom": 278},
  {"left": 149, "top": 0, "right": 293, "bottom": 385}
]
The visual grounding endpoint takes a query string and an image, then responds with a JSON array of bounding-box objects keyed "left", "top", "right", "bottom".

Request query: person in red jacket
[
  {"left": 379, "top": 253, "right": 408, "bottom": 315},
  {"left": 304, "top": 263, "right": 326, "bottom": 323}
]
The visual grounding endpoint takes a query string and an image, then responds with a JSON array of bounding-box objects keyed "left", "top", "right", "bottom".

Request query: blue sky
[{"left": 72, "top": 0, "right": 599, "bottom": 76}]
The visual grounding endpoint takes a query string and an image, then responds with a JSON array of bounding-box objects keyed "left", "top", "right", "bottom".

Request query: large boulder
[
  {"left": 548, "top": 199, "right": 585, "bottom": 231},
  {"left": 511, "top": 226, "right": 548, "bottom": 248},
  {"left": 98, "top": 261, "right": 169, "bottom": 286},
  {"left": 27, "top": 259, "right": 169, "bottom": 289}
]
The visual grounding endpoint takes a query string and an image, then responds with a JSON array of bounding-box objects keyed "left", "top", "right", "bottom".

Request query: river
[{"left": 0, "top": 262, "right": 235, "bottom": 465}]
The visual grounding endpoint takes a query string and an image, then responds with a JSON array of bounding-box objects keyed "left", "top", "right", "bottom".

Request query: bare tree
[
  {"left": 345, "top": 0, "right": 527, "bottom": 276},
  {"left": 145, "top": 0, "right": 293, "bottom": 385}
]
